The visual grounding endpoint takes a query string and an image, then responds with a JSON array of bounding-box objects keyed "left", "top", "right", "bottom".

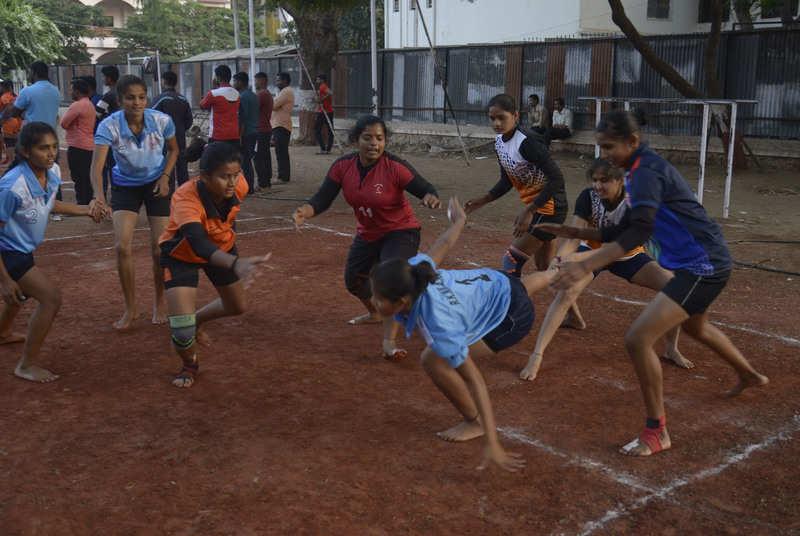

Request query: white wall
[{"left": 384, "top": 0, "right": 581, "bottom": 49}]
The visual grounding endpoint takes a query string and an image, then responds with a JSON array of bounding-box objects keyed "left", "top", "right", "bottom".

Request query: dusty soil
[{"left": 0, "top": 145, "right": 798, "bottom": 535}]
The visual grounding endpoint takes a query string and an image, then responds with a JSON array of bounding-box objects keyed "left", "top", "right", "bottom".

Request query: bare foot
[
  {"left": 437, "top": 418, "right": 484, "bottom": 442},
  {"left": 152, "top": 305, "right": 167, "bottom": 325},
  {"left": 727, "top": 371, "right": 769, "bottom": 397},
  {"left": 620, "top": 427, "right": 671, "bottom": 456},
  {"left": 196, "top": 327, "right": 212, "bottom": 347},
  {"left": 14, "top": 364, "right": 59, "bottom": 383},
  {"left": 520, "top": 353, "right": 543, "bottom": 381},
  {"left": 348, "top": 312, "right": 382, "bottom": 325},
  {"left": 172, "top": 357, "right": 198, "bottom": 388},
  {"left": 382, "top": 339, "right": 407, "bottom": 361},
  {"left": 0, "top": 332, "right": 25, "bottom": 344},
  {"left": 661, "top": 349, "right": 694, "bottom": 369},
  {"left": 113, "top": 310, "right": 138, "bottom": 330},
  {"left": 560, "top": 312, "right": 586, "bottom": 330}
]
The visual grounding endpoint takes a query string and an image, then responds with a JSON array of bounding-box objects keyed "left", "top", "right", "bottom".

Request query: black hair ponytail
[
  {"left": 370, "top": 258, "right": 438, "bottom": 302},
  {"left": 6, "top": 121, "right": 56, "bottom": 172},
  {"left": 596, "top": 110, "right": 640, "bottom": 139}
]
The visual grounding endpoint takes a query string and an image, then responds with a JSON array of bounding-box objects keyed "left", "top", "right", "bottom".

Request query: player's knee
[
  {"left": 115, "top": 240, "right": 133, "bottom": 259},
  {"left": 170, "top": 314, "right": 196, "bottom": 351},
  {"left": 624, "top": 327, "right": 650, "bottom": 355},
  {"left": 345, "top": 273, "right": 370, "bottom": 300},
  {"left": 420, "top": 346, "right": 438, "bottom": 371},
  {"left": 683, "top": 318, "right": 707, "bottom": 340}
]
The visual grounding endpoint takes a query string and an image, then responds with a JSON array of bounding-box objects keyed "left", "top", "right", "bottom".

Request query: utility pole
[{"left": 233, "top": 0, "right": 241, "bottom": 49}]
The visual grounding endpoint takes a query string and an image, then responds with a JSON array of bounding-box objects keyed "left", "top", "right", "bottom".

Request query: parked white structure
[{"left": 384, "top": 0, "right": 798, "bottom": 48}]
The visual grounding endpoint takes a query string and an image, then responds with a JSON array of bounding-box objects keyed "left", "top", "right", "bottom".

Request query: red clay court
[{"left": 1, "top": 194, "right": 798, "bottom": 534}]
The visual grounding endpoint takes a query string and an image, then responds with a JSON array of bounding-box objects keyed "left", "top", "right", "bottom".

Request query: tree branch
[{"left": 704, "top": 0, "right": 724, "bottom": 98}]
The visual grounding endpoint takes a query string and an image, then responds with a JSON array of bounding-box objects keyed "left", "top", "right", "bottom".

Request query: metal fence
[{"left": 40, "top": 27, "right": 800, "bottom": 140}]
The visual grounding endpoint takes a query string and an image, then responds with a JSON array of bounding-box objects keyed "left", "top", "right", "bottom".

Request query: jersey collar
[
  {"left": 20, "top": 161, "right": 59, "bottom": 199},
  {"left": 119, "top": 109, "right": 158, "bottom": 140},
  {"left": 626, "top": 142, "right": 650, "bottom": 170}
]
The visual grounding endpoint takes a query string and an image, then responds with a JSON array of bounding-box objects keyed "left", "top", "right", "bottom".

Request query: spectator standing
[
  {"left": 3, "top": 61, "right": 60, "bottom": 128},
  {"left": 253, "top": 72, "right": 273, "bottom": 191},
  {"left": 527, "top": 94, "right": 548, "bottom": 135},
  {"left": 60, "top": 78, "right": 96, "bottom": 205},
  {"left": 152, "top": 70, "right": 193, "bottom": 188},
  {"left": 314, "top": 74, "right": 334, "bottom": 155},
  {"left": 200, "top": 65, "right": 240, "bottom": 148},
  {"left": 96, "top": 65, "right": 121, "bottom": 198},
  {"left": 271, "top": 72, "right": 294, "bottom": 184},
  {"left": 233, "top": 71, "right": 259, "bottom": 194},
  {"left": 0, "top": 81, "right": 21, "bottom": 165},
  {"left": 84, "top": 75, "right": 101, "bottom": 106},
  {"left": 548, "top": 97, "right": 573, "bottom": 141}
]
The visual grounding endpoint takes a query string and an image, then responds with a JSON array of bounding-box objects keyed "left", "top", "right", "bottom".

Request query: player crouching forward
[
  {"left": 159, "top": 142, "right": 270, "bottom": 388},
  {"left": 369, "top": 198, "right": 557, "bottom": 472}
]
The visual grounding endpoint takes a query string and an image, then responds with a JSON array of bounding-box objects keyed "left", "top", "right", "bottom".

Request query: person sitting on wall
[{"left": 547, "top": 97, "right": 573, "bottom": 142}]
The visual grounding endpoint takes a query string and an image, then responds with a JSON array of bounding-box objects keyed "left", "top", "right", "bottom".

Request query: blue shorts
[
  {"left": 577, "top": 244, "right": 652, "bottom": 282},
  {"left": 482, "top": 272, "right": 535, "bottom": 352},
  {"left": 1, "top": 250, "right": 35, "bottom": 281}
]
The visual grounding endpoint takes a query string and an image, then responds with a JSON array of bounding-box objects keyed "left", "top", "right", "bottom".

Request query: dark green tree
[
  {"left": 339, "top": 1, "right": 384, "bottom": 51},
  {"left": 29, "top": 0, "right": 108, "bottom": 64}
]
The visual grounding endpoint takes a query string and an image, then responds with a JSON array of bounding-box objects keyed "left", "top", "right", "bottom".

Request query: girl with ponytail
[{"left": 370, "top": 197, "right": 557, "bottom": 473}]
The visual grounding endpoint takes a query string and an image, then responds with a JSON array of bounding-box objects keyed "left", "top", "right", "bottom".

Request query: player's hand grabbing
[
  {"left": 153, "top": 174, "right": 171, "bottom": 198},
  {"left": 534, "top": 223, "right": 575, "bottom": 238},
  {"left": 1, "top": 278, "right": 25, "bottom": 306},
  {"left": 551, "top": 260, "right": 590, "bottom": 290},
  {"left": 478, "top": 442, "right": 525, "bottom": 473},
  {"left": 464, "top": 196, "right": 487, "bottom": 214},
  {"left": 447, "top": 196, "right": 466, "bottom": 224},
  {"left": 421, "top": 193, "right": 441, "bottom": 209},
  {"left": 233, "top": 252, "right": 272, "bottom": 280}
]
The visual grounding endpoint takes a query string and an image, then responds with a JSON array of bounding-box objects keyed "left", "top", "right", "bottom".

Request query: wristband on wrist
[{"left": 230, "top": 256, "right": 239, "bottom": 271}]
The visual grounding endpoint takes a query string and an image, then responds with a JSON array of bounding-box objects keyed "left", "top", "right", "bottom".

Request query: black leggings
[{"left": 344, "top": 228, "right": 421, "bottom": 300}]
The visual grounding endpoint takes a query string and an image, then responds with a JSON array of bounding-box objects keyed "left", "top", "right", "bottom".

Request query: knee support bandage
[{"left": 170, "top": 314, "right": 197, "bottom": 351}]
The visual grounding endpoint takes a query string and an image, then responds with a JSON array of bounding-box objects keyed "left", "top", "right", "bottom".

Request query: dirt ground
[{"left": 0, "top": 144, "right": 798, "bottom": 535}]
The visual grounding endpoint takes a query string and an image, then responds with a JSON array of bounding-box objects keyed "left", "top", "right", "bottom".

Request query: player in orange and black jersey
[
  {"left": 465, "top": 94, "right": 568, "bottom": 277},
  {"left": 158, "top": 142, "right": 271, "bottom": 388}
]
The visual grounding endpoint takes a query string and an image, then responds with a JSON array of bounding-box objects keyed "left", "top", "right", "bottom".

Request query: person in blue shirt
[
  {"left": 90, "top": 75, "right": 179, "bottom": 331},
  {"left": 538, "top": 111, "right": 768, "bottom": 457},
  {"left": 0, "top": 62, "right": 61, "bottom": 128},
  {"left": 369, "top": 198, "right": 556, "bottom": 472},
  {"left": 233, "top": 72, "right": 259, "bottom": 194},
  {"left": 0, "top": 122, "right": 102, "bottom": 382}
]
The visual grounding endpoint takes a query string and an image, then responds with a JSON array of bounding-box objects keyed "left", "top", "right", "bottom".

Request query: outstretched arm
[
  {"left": 293, "top": 177, "right": 341, "bottom": 228},
  {"left": 426, "top": 197, "right": 466, "bottom": 267}
]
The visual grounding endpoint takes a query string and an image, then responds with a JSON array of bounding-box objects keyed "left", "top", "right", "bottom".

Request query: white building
[{"left": 384, "top": 0, "right": 798, "bottom": 48}]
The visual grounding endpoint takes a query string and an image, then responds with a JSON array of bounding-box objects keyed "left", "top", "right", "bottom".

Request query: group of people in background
[{"left": 526, "top": 93, "right": 574, "bottom": 144}]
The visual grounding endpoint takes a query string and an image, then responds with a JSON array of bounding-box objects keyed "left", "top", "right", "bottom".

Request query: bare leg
[
  {"left": 348, "top": 297, "right": 382, "bottom": 325},
  {"left": 166, "top": 286, "right": 199, "bottom": 387},
  {"left": 148, "top": 215, "right": 169, "bottom": 325},
  {"left": 0, "top": 301, "right": 25, "bottom": 343},
  {"left": 112, "top": 210, "right": 140, "bottom": 330},
  {"left": 195, "top": 281, "right": 247, "bottom": 328},
  {"left": 561, "top": 303, "right": 587, "bottom": 330},
  {"left": 382, "top": 317, "right": 407, "bottom": 360},
  {"left": 532, "top": 239, "right": 556, "bottom": 271},
  {"left": 630, "top": 262, "right": 693, "bottom": 369},
  {"left": 521, "top": 272, "right": 593, "bottom": 381},
  {"left": 620, "top": 292, "right": 687, "bottom": 456},
  {"left": 682, "top": 312, "right": 768, "bottom": 396},
  {"left": 422, "top": 341, "right": 494, "bottom": 442},
  {"left": 13, "top": 267, "right": 62, "bottom": 383}
]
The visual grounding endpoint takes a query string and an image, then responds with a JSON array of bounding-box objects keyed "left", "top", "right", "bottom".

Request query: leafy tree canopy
[
  {"left": 28, "top": 0, "right": 108, "bottom": 64},
  {"left": 0, "top": 0, "right": 63, "bottom": 71},
  {"left": 339, "top": 0, "right": 384, "bottom": 50}
]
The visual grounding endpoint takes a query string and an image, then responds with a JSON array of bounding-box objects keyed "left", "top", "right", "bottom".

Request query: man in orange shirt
[
  {"left": 0, "top": 81, "right": 22, "bottom": 165},
  {"left": 313, "top": 74, "right": 334, "bottom": 155},
  {"left": 60, "top": 78, "right": 96, "bottom": 204},
  {"left": 159, "top": 142, "right": 270, "bottom": 388}
]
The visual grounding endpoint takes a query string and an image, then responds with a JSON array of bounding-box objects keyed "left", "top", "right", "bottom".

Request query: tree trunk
[
  {"left": 283, "top": 6, "right": 340, "bottom": 144},
  {"left": 608, "top": 0, "right": 747, "bottom": 169}
]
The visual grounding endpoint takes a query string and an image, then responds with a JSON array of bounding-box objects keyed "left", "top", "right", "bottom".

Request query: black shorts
[
  {"left": 111, "top": 179, "right": 171, "bottom": 217},
  {"left": 529, "top": 208, "right": 567, "bottom": 242},
  {"left": 344, "top": 228, "right": 421, "bottom": 300},
  {"left": 161, "top": 246, "right": 240, "bottom": 290},
  {"left": 1, "top": 250, "right": 35, "bottom": 281},
  {"left": 577, "top": 245, "right": 653, "bottom": 282},
  {"left": 483, "top": 272, "right": 535, "bottom": 352},
  {"left": 661, "top": 268, "right": 730, "bottom": 316}
]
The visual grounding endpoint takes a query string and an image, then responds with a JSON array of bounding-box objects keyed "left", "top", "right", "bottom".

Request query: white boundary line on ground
[
  {"left": 571, "top": 414, "right": 800, "bottom": 536},
  {"left": 585, "top": 289, "right": 800, "bottom": 347}
]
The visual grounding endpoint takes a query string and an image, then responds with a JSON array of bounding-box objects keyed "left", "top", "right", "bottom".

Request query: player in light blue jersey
[
  {"left": 369, "top": 198, "right": 556, "bottom": 472},
  {"left": 0, "top": 123, "right": 103, "bottom": 382}
]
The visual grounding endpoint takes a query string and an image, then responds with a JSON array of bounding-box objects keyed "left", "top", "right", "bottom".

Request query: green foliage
[
  {"left": 264, "top": 0, "right": 362, "bottom": 13},
  {"left": 28, "top": 0, "right": 108, "bottom": 64},
  {"left": 116, "top": 0, "right": 273, "bottom": 62},
  {"left": 339, "top": 0, "right": 384, "bottom": 50},
  {"left": 0, "top": 0, "right": 64, "bottom": 71}
]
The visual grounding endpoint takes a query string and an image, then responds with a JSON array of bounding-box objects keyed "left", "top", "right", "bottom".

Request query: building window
[
  {"left": 427, "top": 0, "right": 433, "bottom": 7},
  {"left": 761, "top": 0, "right": 798, "bottom": 19},
  {"left": 393, "top": 0, "right": 399, "bottom": 12},
  {"left": 698, "top": 0, "right": 730, "bottom": 23},
  {"left": 647, "top": 0, "right": 670, "bottom": 19},
  {"left": 410, "top": 0, "right": 415, "bottom": 9}
]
